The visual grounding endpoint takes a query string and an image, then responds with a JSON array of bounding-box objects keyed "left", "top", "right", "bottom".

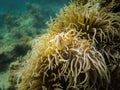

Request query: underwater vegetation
[{"left": 6, "top": 0, "right": 120, "bottom": 90}]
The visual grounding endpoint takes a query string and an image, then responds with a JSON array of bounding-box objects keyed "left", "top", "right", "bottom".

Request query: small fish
[{"left": 56, "top": 35, "right": 65, "bottom": 50}]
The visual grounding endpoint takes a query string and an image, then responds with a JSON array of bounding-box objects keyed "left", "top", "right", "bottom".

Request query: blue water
[
  {"left": 0, "top": 0, "right": 69, "bottom": 44},
  {"left": 0, "top": 0, "right": 69, "bottom": 13},
  {"left": 0, "top": 0, "right": 69, "bottom": 26}
]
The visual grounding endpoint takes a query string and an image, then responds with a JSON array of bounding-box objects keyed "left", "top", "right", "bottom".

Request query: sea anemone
[
  {"left": 16, "top": 0, "right": 120, "bottom": 90},
  {"left": 49, "top": 1, "right": 120, "bottom": 42},
  {"left": 17, "top": 30, "right": 109, "bottom": 90},
  {"left": 48, "top": 0, "right": 120, "bottom": 63}
]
